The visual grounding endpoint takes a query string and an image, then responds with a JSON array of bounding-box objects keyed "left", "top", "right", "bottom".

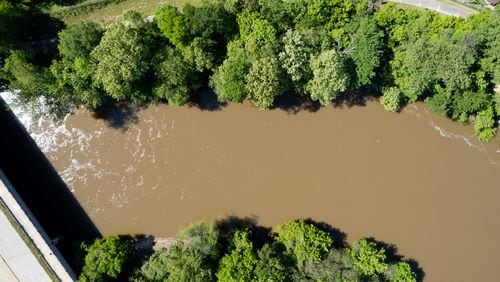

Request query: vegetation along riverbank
[
  {"left": 78, "top": 219, "right": 419, "bottom": 281},
  {"left": 0, "top": 0, "right": 499, "bottom": 141}
]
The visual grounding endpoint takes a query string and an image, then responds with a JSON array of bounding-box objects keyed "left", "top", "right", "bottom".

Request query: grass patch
[
  {"left": 60, "top": 0, "right": 201, "bottom": 25},
  {"left": 0, "top": 199, "right": 59, "bottom": 281}
]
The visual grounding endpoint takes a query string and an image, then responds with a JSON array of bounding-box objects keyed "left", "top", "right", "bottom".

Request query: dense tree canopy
[
  {"left": 81, "top": 219, "right": 418, "bottom": 281},
  {"left": 2, "top": 0, "right": 498, "bottom": 141},
  {"left": 91, "top": 22, "right": 152, "bottom": 101}
]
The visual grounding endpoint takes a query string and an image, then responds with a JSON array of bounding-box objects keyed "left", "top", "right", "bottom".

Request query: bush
[
  {"left": 474, "top": 106, "right": 497, "bottom": 142},
  {"left": 380, "top": 87, "right": 403, "bottom": 112}
]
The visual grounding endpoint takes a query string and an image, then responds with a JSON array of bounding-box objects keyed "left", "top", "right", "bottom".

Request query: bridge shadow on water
[
  {"left": 214, "top": 216, "right": 425, "bottom": 281},
  {"left": 0, "top": 98, "right": 101, "bottom": 273}
]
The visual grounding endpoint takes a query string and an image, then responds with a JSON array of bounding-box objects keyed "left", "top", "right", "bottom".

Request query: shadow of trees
[
  {"left": 332, "top": 89, "right": 376, "bottom": 109},
  {"left": 92, "top": 101, "right": 148, "bottom": 131},
  {"left": 191, "top": 88, "right": 226, "bottom": 112},
  {"left": 271, "top": 91, "right": 321, "bottom": 114},
  {"left": 215, "top": 215, "right": 272, "bottom": 252}
]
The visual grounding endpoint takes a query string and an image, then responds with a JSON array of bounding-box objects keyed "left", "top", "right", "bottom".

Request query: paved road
[
  {"left": 0, "top": 170, "right": 76, "bottom": 281},
  {"left": 0, "top": 209, "right": 51, "bottom": 282},
  {"left": 387, "top": 0, "right": 477, "bottom": 16}
]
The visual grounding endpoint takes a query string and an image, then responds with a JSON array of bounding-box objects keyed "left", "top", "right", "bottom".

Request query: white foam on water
[
  {"left": 429, "top": 120, "right": 483, "bottom": 151},
  {"left": 1, "top": 91, "right": 101, "bottom": 187}
]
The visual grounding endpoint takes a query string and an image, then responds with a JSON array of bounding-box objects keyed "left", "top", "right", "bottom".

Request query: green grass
[
  {"left": 60, "top": 0, "right": 201, "bottom": 25},
  {"left": 0, "top": 199, "right": 59, "bottom": 281}
]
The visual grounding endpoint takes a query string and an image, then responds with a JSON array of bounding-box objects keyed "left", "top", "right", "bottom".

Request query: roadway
[
  {"left": 387, "top": 0, "right": 478, "bottom": 16},
  {"left": 0, "top": 209, "right": 51, "bottom": 282}
]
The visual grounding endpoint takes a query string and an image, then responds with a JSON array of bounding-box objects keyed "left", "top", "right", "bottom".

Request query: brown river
[{"left": 3, "top": 92, "right": 500, "bottom": 281}]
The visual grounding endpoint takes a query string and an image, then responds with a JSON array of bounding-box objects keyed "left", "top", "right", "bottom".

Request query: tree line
[
  {"left": 78, "top": 219, "right": 418, "bottom": 281},
  {"left": 1, "top": 0, "right": 499, "bottom": 140}
]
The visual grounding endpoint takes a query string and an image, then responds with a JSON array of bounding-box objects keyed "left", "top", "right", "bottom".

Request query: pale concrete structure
[{"left": 0, "top": 170, "right": 76, "bottom": 281}]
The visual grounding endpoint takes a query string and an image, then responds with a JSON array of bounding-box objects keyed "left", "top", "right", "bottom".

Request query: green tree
[
  {"left": 237, "top": 9, "right": 277, "bottom": 54},
  {"left": 303, "top": 248, "right": 361, "bottom": 281},
  {"left": 210, "top": 40, "right": 251, "bottom": 103},
  {"left": 51, "top": 22, "right": 105, "bottom": 110},
  {"left": 474, "top": 106, "right": 497, "bottom": 142},
  {"left": 155, "top": 5, "right": 190, "bottom": 49},
  {"left": 274, "top": 220, "right": 332, "bottom": 267},
  {"left": 140, "top": 248, "right": 170, "bottom": 281},
  {"left": 50, "top": 57, "right": 103, "bottom": 110},
  {"left": 91, "top": 22, "right": 152, "bottom": 101},
  {"left": 183, "top": 37, "right": 216, "bottom": 73},
  {"left": 245, "top": 56, "right": 286, "bottom": 109},
  {"left": 391, "top": 39, "right": 438, "bottom": 102},
  {"left": 279, "top": 28, "right": 323, "bottom": 93},
  {"left": 347, "top": 17, "right": 383, "bottom": 87},
  {"left": 153, "top": 47, "right": 198, "bottom": 106},
  {"left": 2, "top": 50, "right": 51, "bottom": 102},
  {"left": 380, "top": 87, "right": 403, "bottom": 112},
  {"left": 307, "top": 49, "right": 350, "bottom": 105},
  {"left": 254, "top": 244, "right": 290, "bottom": 282},
  {"left": 57, "top": 22, "right": 103, "bottom": 62},
  {"left": 79, "top": 236, "right": 132, "bottom": 281},
  {"left": 139, "top": 222, "right": 220, "bottom": 282},
  {"left": 384, "top": 262, "right": 417, "bottom": 282},
  {"left": 348, "top": 239, "right": 388, "bottom": 277},
  {"left": 216, "top": 230, "right": 257, "bottom": 282},
  {"left": 450, "top": 90, "right": 490, "bottom": 124},
  {"left": 425, "top": 85, "right": 451, "bottom": 117}
]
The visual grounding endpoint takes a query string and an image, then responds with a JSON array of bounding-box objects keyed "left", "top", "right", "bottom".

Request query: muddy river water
[{"left": 3, "top": 92, "right": 500, "bottom": 281}]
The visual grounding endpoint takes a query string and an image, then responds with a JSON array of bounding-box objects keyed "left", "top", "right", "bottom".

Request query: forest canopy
[
  {"left": 78, "top": 219, "right": 419, "bottom": 281},
  {"left": 1, "top": 0, "right": 499, "bottom": 140}
]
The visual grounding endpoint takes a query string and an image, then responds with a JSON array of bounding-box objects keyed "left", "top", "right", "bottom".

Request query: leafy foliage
[
  {"left": 57, "top": 22, "right": 103, "bottom": 62},
  {"left": 254, "top": 244, "right": 290, "bottom": 282},
  {"left": 210, "top": 40, "right": 251, "bottom": 103},
  {"left": 245, "top": 56, "right": 286, "bottom": 109},
  {"left": 384, "top": 262, "right": 417, "bottom": 282},
  {"left": 380, "top": 87, "right": 403, "bottom": 112},
  {"left": 91, "top": 22, "right": 152, "bottom": 101},
  {"left": 153, "top": 47, "right": 198, "bottom": 106},
  {"left": 347, "top": 16, "right": 383, "bottom": 87},
  {"left": 3, "top": 0, "right": 498, "bottom": 142},
  {"left": 138, "top": 222, "right": 220, "bottom": 282},
  {"left": 307, "top": 49, "right": 350, "bottom": 105},
  {"left": 87, "top": 220, "right": 417, "bottom": 281},
  {"left": 303, "top": 248, "right": 361, "bottom": 281},
  {"left": 348, "top": 239, "right": 388, "bottom": 276},
  {"left": 155, "top": 5, "right": 190, "bottom": 49},
  {"left": 474, "top": 106, "right": 497, "bottom": 142},
  {"left": 79, "top": 236, "right": 132, "bottom": 281},
  {"left": 216, "top": 230, "right": 257, "bottom": 282},
  {"left": 274, "top": 220, "right": 332, "bottom": 267}
]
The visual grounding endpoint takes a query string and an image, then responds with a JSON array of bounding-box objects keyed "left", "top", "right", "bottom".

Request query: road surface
[{"left": 387, "top": 0, "right": 478, "bottom": 16}]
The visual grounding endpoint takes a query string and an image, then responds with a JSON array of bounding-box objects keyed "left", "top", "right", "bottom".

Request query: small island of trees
[
  {"left": 78, "top": 219, "right": 419, "bottom": 281},
  {"left": 1, "top": 0, "right": 499, "bottom": 141}
]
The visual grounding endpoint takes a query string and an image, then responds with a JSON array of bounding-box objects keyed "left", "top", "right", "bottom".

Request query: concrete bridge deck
[{"left": 0, "top": 170, "right": 75, "bottom": 281}]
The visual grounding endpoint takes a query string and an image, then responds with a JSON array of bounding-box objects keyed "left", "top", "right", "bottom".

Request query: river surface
[{"left": 2, "top": 91, "right": 500, "bottom": 281}]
